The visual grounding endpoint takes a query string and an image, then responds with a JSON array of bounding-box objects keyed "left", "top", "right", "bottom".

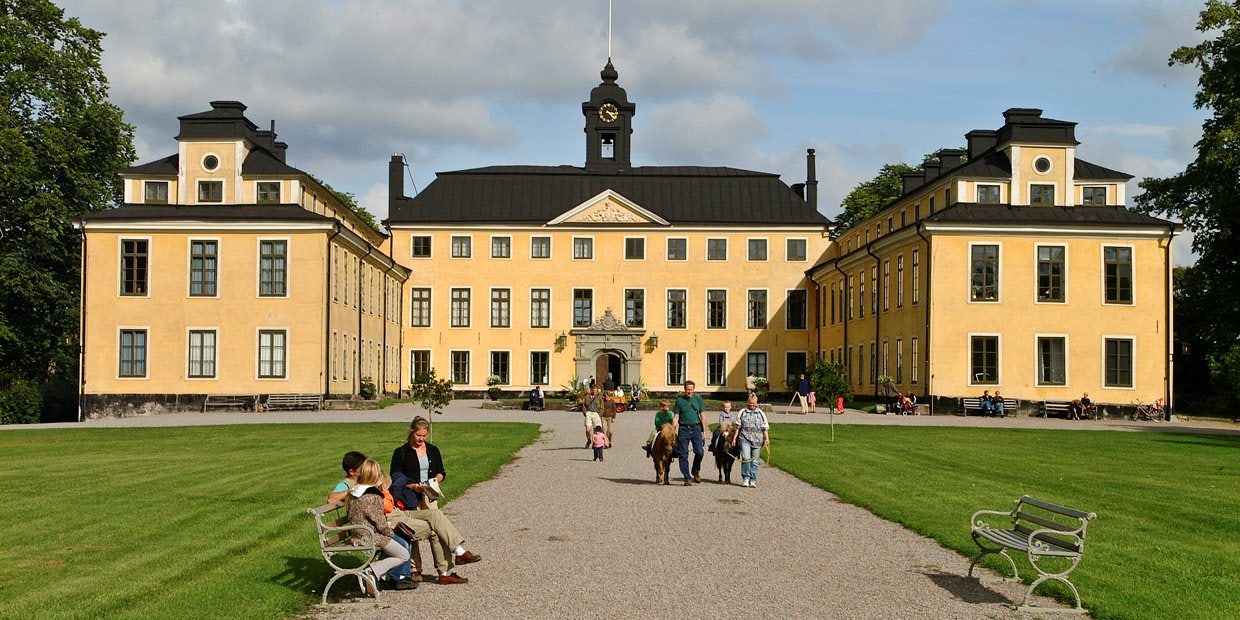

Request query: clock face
[{"left": 598, "top": 103, "right": 619, "bottom": 123}]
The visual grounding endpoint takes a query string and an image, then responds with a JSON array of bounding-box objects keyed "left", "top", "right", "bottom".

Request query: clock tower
[{"left": 583, "top": 60, "right": 635, "bottom": 171}]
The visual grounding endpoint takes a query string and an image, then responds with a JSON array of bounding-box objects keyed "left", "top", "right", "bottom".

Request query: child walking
[
  {"left": 808, "top": 391, "right": 817, "bottom": 414},
  {"left": 591, "top": 425, "right": 607, "bottom": 461}
]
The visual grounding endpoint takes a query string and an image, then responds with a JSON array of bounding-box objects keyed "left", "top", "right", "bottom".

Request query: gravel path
[{"left": 23, "top": 403, "right": 1234, "bottom": 617}]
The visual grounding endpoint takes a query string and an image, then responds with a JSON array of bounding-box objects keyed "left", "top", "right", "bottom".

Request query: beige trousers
[{"left": 389, "top": 507, "right": 464, "bottom": 574}]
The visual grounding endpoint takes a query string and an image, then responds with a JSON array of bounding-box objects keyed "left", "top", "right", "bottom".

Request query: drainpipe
[
  {"left": 865, "top": 242, "right": 882, "bottom": 402},
  {"left": 324, "top": 226, "right": 342, "bottom": 398},
  {"left": 77, "top": 225, "right": 88, "bottom": 422},
  {"left": 831, "top": 259, "right": 849, "bottom": 389},
  {"left": 1165, "top": 224, "right": 1177, "bottom": 419},
  {"left": 915, "top": 223, "right": 933, "bottom": 414}
]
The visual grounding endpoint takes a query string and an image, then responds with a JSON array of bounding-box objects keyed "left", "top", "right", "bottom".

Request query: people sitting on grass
[
  {"left": 345, "top": 458, "right": 417, "bottom": 593},
  {"left": 391, "top": 416, "right": 481, "bottom": 585}
]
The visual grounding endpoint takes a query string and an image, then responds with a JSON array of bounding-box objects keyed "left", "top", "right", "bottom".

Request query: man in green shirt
[{"left": 673, "top": 380, "right": 708, "bottom": 485}]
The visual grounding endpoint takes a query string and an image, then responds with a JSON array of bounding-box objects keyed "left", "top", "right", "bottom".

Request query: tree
[
  {"left": 409, "top": 368, "right": 454, "bottom": 438},
  {"left": 835, "top": 163, "right": 916, "bottom": 231},
  {"left": 1, "top": 0, "right": 135, "bottom": 423},
  {"left": 310, "top": 174, "right": 381, "bottom": 233},
  {"left": 809, "top": 360, "right": 851, "bottom": 410},
  {"left": 1135, "top": 0, "right": 1240, "bottom": 416}
]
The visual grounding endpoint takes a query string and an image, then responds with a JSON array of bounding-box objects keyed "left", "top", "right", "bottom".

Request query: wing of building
[
  {"left": 75, "top": 101, "right": 409, "bottom": 416},
  {"left": 809, "top": 108, "right": 1181, "bottom": 412},
  {"left": 386, "top": 61, "right": 833, "bottom": 394}
]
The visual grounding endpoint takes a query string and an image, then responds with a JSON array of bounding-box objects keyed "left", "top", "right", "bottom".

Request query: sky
[{"left": 59, "top": 0, "right": 1208, "bottom": 263}]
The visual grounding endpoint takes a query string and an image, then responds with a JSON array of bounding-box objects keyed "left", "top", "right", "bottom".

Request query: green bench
[{"left": 306, "top": 502, "right": 380, "bottom": 603}]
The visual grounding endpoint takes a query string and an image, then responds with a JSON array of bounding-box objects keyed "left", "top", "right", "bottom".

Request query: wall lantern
[
  {"left": 555, "top": 332, "right": 568, "bottom": 348},
  {"left": 648, "top": 332, "right": 659, "bottom": 348}
]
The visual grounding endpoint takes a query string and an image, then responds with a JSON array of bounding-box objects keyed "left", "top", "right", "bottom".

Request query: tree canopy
[
  {"left": 1, "top": 0, "right": 135, "bottom": 422},
  {"left": 1135, "top": 0, "right": 1240, "bottom": 415},
  {"left": 834, "top": 163, "right": 916, "bottom": 231},
  {"left": 310, "top": 174, "right": 382, "bottom": 233}
]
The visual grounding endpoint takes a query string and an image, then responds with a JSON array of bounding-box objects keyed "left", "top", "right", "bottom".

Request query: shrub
[
  {"left": 359, "top": 377, "right": 377, "bottom": 400},
  {"left": 0, "top": 380, "right": 43, "bottom": 425}
]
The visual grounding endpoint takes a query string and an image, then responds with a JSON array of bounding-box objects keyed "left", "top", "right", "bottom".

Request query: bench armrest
[
  {"left": 970, "top": 508, "right": 1014, "bottom": 530},
  {"left": 1026, "top": 526, "right": 1084, "bottom": 555}
]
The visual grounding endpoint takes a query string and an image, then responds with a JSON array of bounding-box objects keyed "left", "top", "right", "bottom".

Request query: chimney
[
  {"left": 389, "top": 155, "right": 405, "bottom": 204},
  {"left": 922, "top": 159, "right": 942, "bottom": 184},
  {"left": 806, "top": 148, "right": 818, "bottom": 209},
  {"left": 937, "top": 148, "right": 965, "bottom": 170},
  {"left": 966, "top": 130, "right": 998, "bottom": 159},
  {"left": 902, "top": 171, "right": 924, "bottom": 194},
  {"left": 272, "top": 141, "right": 288, "bottom": 163},
  {"left": 790, "top": 183, "right": 806, "bottom": 200}
]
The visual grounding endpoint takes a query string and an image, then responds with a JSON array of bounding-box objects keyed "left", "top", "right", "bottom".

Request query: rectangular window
[
  {"left": 572, "top": 237, "right": 593, "bottom": 259},
  {"left": 882, "top": 339, "right": 890, "bottom": 377},
  {"left": 707, "top": 352, "right": 727, "bottom": 386},
  {"left": 1104, "top": 246, "right": 1134, "bottom": 304},
  {"left": 667, "top": 238, "right": 687, "bottom": 261},
  {"left": 624, "top": 289, "right": 644, "bottom": 327},
  {"left": 144, "top": 181, "right": 169, "bottom": 204},
  {"left": 257, "top": 181, "right": 281, "bottom": 203},
  {"left": 258, "top": 330, "right": 287, "bottom": 378},
  {"left": 198, "top": 180, "right": 223, "bottom": 203},
  {"left": 786, "top": 289, "right": 808, "bottom": 330},
  {"left": 451, "top": 236, "right": 471, "bottom": 258},
  {"left": 970, "top": 335, "right": 999, "bottom": 384},
  {"left": 410, "top": 288, "right": 431, "bottom": 327},
  {"left": 748, "top": 239, "right": 768, "bottom": 261},
  {"left": 120, "top": 239, "right": 149, "bottom": 296},
  {"left": 259, "top": 240, "right": 287, "bottom": 297},
  {"left": 1037, "top": 336, "right": 1067, "bottom": 385},
  {"left": 882, "top": 260, "right": 891, "bottom": 311},
  {"left": 530, "top": 288, "right": 550, "bottom": 328},
  {"left": 707, "top": 238, "right": 727, "bottom": 261},
  {"left": 1082, "top": 186, "right": 1107, "bottom": 206},
  {"left": 896, "top": 338, "right": 904, "bottom": 384},
  {"left": 788, "top": 234, "right": 808, "bottom": 259},
  {"left": 911, "top": 336, "right": 919, "bottom": 384},
  {"left": 829, "top": 287, "right": 836, "bottom": 325},
  {"left": 667, "top": 289, "right": 687, "bottom": 328},
  {"left": 667, "top": 352, "right": 686, "bottom": 385},
  {"left": 187, "top": 330, "right": 217, "bottom": 378},
  {"left": 624, "top": 238, "right": 645, "bottom": 260},
  {"left": 870, "top": 341, "right": 877, "bottom": 385},
  {"left": 410, "top": 350, "right": 430, "bottom": 382},
  {"left": 896, "top": 254, "right": 905, "bottom": 307},
  {"left": 450, "top": 288, "right": 470, "bottom": 327},
  {"left": 746, "top": 352, "right": 768, "bottom": 379},
  {"left": 856, "top": 345, "right": 864, "bottom": 385},
  {"left": 1105, "top": 338, "right": 1134, "bottom": 387},
  {"left": 189, "top": 240, "right": 217, "bottom": 297},
  {"left": 1030, "top": 184, "right": 1055, "bottom": 206},
  {"left": 118, "top": 329, "right": 147, "bottom": 377},
  {"left": 858, "top": 271, "right": 865, "bottom": 318},
  {"left": 491, "top": 236, "right": 511, "bottom": 259},
  {"left": 451, "top": 351, "right": 470, "bottom": 384},
  {"left": 912, "top": 249, "right": 921, "bottom": 304},
  {"left": 573, "top": 288, "right": 593, "bottom": 327},
  {"left": 411, "top": 235, "right": 432, "bottom": 258},
  {"left": 870, "top": 265, "right": 878, "bottom": 314},
  {"left": 747, "top": 290, "right": 767, "bottom": 329},
  {"left": 848, "top": 275, "right": 856, "bottom": 319},
  {"left": 530, "top": 351, "right": 550, "bottom": 385},
  {"left": 977, "top": 184, "right": 1000, "bottom": 203},
  {"left": 707, "top": 289, "right": 727, "bottom": 329},
  {"left": 970, "top": 244, "right": 999, "bottom": 301},
  {"left": 786, "top": 352, "right": 808, "bottom": 386},
  {"left": 490, "top": 288, "right": 511, "bottom": 328},
  {"left": 530, "top": 236, "right": 551, "bottom": 259},
  {"left": 490, "top": 351, "right": 510, "bottom": 384},
  {"left": 1037, "top": 245, "right": 1066, "bottom": 302}
]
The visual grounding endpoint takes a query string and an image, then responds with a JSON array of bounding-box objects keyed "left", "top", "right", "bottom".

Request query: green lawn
[
  {"left": 0, "top": 422, "right": 539, "bottom": 619},
  {"left": 771, "top": 425, "right": 1240, "bottom": 620}
]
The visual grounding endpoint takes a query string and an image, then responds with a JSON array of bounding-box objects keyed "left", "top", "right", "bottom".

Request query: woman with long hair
[{"left": 346, "top": 459, "right": 416, "bottom": 593}]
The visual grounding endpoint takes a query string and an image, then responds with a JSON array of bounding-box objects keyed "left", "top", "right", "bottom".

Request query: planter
[{"left": 487, "top": 389, "right": 501, "bottom": 401}]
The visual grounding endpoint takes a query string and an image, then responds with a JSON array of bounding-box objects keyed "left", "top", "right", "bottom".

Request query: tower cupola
[{"left": 582, "top": 60, "right": 635, "bottom": 171}]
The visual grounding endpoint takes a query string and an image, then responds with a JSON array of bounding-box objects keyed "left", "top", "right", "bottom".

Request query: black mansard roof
[
  {"left": 122, "top": 149, "right": 304, "bottom": 177},
  {"left": 923, "top": 203, "right": 1177, "bottom": 228},
  {"left": 388, "top": 165, "right": 832, "bottom": 226},
  {"left": 78, "top": 204, "right": 333, "bottom": 223}
]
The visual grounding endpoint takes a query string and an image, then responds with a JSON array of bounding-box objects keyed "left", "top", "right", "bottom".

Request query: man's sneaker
[{"left": 391, "top": 576, "right": 418, "bottom": 591}]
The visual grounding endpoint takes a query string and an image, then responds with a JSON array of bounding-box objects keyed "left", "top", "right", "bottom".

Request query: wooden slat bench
[
  {"left": 202, "top": 394, "right": 257, "bottom": 412},
  {"left": 968, "top": 495, "right": 1096, "bottom": 614},
  {"left": 307, "top": 502, "right": 381, "bottom": 603},
  {"left": 961, "top": 397, "right": 1016, "bottom": 416},
  {"left": 1040, "top": 400, "right": 1074, "bottom": 419},
  {"left": 264, "top": 393, "right": 322, "bottom": 411}
]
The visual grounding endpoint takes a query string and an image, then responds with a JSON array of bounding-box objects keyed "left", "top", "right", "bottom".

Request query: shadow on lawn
[
  {"left": 918, "top": 569, "right": 1012, "bottom": 605},
  {"left": 1147, "top": 434, "right": 1240, "bottom": 448},
  {"left": 272, "top": 555, "right": 334, "bottom": 596}
]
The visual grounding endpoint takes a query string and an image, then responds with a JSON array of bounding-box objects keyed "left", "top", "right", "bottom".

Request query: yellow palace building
[
  {"left": 74, "top": 63, "right": 1177, "bottom": 417},
  {"left": 810, "top": 108, "right": 1180, "bottom": 413}
]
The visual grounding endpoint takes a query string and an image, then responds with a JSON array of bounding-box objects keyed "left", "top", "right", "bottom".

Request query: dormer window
[
  {"left": 601, "top": 133, "right": 615, "bottom": 160},
  {"left": 1030, "top": 184, "right": 1055, "bottom": 206},
  {"left": 1082, "top": 186, "right": 1107, "bottom": 206},
  {"left": 144, "top": 181, "right": 169, "bottom": 204},
  {"left": 198, "top": 180, "right": 223, "bottom": 203},
  {"left": 257, "top": 182, "right": 281, "bottom": 204}
]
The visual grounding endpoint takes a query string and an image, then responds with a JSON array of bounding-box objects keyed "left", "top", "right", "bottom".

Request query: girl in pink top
[{"left": 591, "top": 425, "right": 607, "bottom": 461}]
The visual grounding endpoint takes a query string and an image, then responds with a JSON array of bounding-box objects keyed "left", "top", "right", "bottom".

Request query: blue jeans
[
  {"left": 740, "top": 441, "right": 761, "bottom": 482},
  {"left": 675, "top": 425, "right": 704, "bottom": 481},
  {"left": 387, "top": 533, "right": 412, "bottom": 581}
]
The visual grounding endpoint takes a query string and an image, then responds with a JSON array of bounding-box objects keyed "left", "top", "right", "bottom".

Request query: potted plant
[
  {"left": 486, "top": 375, "right": 503, "bottom": 400},
  {"left": 359, "top": 376, "right": 377, "bottom": 400},
  {"left": 752, "top": 376, "right": 769, "bottom": 401}
]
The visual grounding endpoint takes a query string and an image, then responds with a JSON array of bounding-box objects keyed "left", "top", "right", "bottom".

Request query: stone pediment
[
  {"left": 547, "top": 190, "right": 669, "bottom": 226},
  {"left": 575, "top": 308, "right": 637, "bottom": 333}
]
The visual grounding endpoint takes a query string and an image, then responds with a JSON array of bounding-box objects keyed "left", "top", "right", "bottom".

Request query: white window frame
[
  {"left": 1034, "top": 333, "right": 1070, "bottom": 387},
  {"left": 1101, "top": 335, "right": 1137, "bottom": 390},
  {"left": 116, "top": 326, "right": 150, "bottom": 379},
  {"left": 118, "top": 236, "right": 153, "bottom": 298},
  {"left": 530, "top": 236, "right": 552, "bottom": 260},
  {"left": 450, "top": 235, "right": 472, "bottom": 259},
  {"left": 967, "top": 241, "right": 1002, "bottom": 304},
  {"left": 256, "top": 237, "right": 290, "bottom": 299},
  {"left": 746, "top": 237, "right": 769, "bottom": 262},
  {"left": 746, "top": 288, "right": 768, "bottom": 330},
  {"left": 530, "top": 287, "right": 552, "bottom": 329},
  {"left": 967, "top": 332, "right": 1002, "bottom": 387},
  {"left": 410, "top": 287, "right": 432, "bottom": 328},
  {"left": 186, "top": 327, "right": 219, "bottom": 380},
  {"left": 1101, "top": 244, "right": 1137, "bottom": 306},
  {"left": 490, "top": 235, "right": 512, "bottom": 260},
  {"left": 572, "top": 236, "right": 595, "bottom": 260},
  {"left": 666, "top": 237, "right": 688, "bottom": 261},
  {"left": 449, "top": 286, "right": 472, "bottom": 328},
  {"left": 256, "top": 327, "right": 290, "bottom": 380},
  {"left": 623, "top": 236, "right": 646, "bottom": 261},
  {"left": 529, "top": 350, "right": 551, "bottom": 386},
  {"left": 705, "top": 351, "right": 727, "bottom": 386},
  {"left": 1034, "top": 243, "right": 1069, "bottom": 305},
  {"left": 666, "top": 351, "right": 688, "bottom": 387},
  {"left": 785, "top": 237, "right": 808, "bottom": 262}
]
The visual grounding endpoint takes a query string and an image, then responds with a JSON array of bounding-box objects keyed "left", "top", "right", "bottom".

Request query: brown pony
[
  {"left": 650, "top": 424, "right": 676, "bottom": 485},
  {"left": 711, "top": 423, "right": 741, "bottom": 484}
]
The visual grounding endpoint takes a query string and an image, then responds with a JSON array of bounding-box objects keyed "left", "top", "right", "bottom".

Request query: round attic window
[
  {"left": 1033, "top": 156, "right": 1052, "bottom": 174},
  {"left": 202, "top": 154, "right": 219, "bottom": 171}
]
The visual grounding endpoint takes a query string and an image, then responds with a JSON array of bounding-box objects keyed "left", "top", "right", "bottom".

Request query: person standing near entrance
[
  {"left": 672, "top": 380, "right": 707, "bottom": 486},
  {"left": 796, "top": 374, "right": 810, "bottom": 414}
]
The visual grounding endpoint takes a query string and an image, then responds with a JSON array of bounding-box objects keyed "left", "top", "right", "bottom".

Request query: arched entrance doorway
[
  {"left": 595, "top": 352, "right": 624, "bottom": 387},
  {"left": 571, "top": 309, "right": 645, "bottom": 387}
]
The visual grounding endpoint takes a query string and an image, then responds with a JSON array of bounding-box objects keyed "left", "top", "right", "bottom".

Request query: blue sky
[{"left": 60, "top": 0, "right": 1207, "bottom": 262}]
